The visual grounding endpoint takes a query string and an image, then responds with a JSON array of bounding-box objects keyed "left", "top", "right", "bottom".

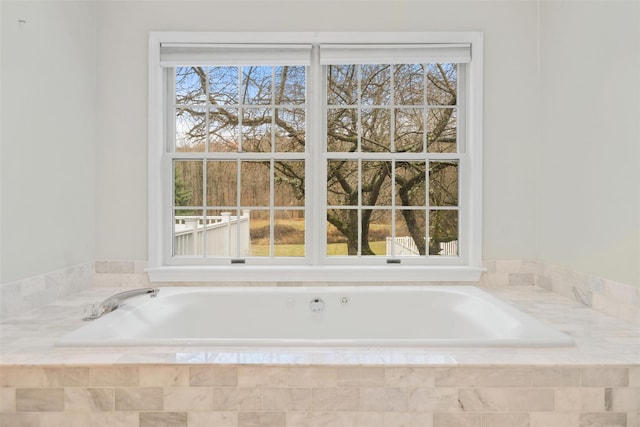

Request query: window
[{"left": 148, "top": 33, "right": 483, "bottom": 282}]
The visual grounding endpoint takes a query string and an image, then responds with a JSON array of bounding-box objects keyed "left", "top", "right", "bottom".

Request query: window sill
[{"left": 147, "top": 265, "right": 485, "bottom": 283}]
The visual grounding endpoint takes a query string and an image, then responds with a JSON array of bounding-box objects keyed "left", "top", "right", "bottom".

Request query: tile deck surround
[
  {"left": 0, "top": 285, "right": 637, "bottom": 366},
  {"left": 0, "top": 284, "right": 638, "bottom": 426}
]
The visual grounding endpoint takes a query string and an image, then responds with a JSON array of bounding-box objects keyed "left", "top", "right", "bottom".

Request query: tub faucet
[{"left": 83, "top": 288, "right": 159, "bottom": 320}]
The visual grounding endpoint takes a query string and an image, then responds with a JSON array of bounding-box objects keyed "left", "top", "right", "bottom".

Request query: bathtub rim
[{"left": 55, "top": 285, "right": 575, "bottom": 349}]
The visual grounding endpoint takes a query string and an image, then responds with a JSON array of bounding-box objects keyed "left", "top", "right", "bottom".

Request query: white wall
[
  {"left": 95, "top": 0, "right": 540, "bottom": 262},
  {"left": 3, "top": 0, "right": 636, "bottom": 287},
  {"left": 537, "top": 1, "right": 640, "bottom": 286},
  {"left": 0, "top": 1, "right": 97, "bottom": 283}
]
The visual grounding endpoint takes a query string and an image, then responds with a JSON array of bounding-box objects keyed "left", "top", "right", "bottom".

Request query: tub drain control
[{"left": 310, "top": 298, "right": 324, "bottom": 312}]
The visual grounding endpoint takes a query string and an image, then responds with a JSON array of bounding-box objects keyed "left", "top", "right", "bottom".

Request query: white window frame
[{"left": 148, "top": 32, "right": 484, "bottom": 282}]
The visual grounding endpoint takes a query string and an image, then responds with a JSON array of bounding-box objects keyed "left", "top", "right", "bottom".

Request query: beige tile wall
[
  {"left": 0, "top": 262, "right": 94, "bottom": 321},
  {"left": 1, "top": 365, "right": 637, "bottom": 427},
  {"left": 536, "top": 262, "right": 640, "bottom": 323}
]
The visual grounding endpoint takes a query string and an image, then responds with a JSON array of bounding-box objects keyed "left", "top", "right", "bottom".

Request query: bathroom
[{"left": 1, "top": 0, "right": 639, "bottom": 426}]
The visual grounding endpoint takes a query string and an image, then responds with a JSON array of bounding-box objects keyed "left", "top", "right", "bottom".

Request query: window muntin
[{"left": 171, "top": 65, "right": 307, "bottom": 260}]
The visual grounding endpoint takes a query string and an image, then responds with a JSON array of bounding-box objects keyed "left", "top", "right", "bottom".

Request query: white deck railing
[
  {"left": 386, "top": 236, "right": 421, "bottom": 256},
  {"left": 174, "top": 210, "right": 251, "bottom": 256},
  {"left": 386, "top": 236, "right": 459, "bottom": 257}
]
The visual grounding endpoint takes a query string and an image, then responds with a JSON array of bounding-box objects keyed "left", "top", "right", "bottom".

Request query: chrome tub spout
[{"left": 83, "top": 288, "right": 159, "bottom": 320}]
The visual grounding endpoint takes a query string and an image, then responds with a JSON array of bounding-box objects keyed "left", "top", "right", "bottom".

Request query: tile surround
[
  {"left": 1, "top": 365, "right": 637, "bottom": 427},
  {"left": 3, "top": 258, "right": 636, "bottom": 323},
  {"left": 0, "top": 262, "right": 94, "bottom": 321},
  {"left": 1, "top": 259, "right": 638, "bottom": 426},
  {"left": 536, "top": 261, "right": 640, "bottom": 323},
  {"left": 91, "top": 258, "right": 639, "bottom": 322}
]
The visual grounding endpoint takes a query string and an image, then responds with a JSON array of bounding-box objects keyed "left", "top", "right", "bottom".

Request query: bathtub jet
[{"left": 57, "top": 286, "right": 574, "bottom": 348}]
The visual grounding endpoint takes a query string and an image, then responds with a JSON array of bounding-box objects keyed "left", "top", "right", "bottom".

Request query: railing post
[
  {"left": 182, "top": 218, "right": 199, "bottom": 255},
  {"left": 242, "top": 210, "right": 251, "bottom": 256},
  {"left": 221, "top": 212, "right": 231, "bottom": 256}
]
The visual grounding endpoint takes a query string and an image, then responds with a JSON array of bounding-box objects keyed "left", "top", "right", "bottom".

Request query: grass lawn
[
  {"left": 249, "top": 217, "right": 389, "bottom": 256},
  {"left": 251, "top": 241, "right": 387, "bottom": 257}
]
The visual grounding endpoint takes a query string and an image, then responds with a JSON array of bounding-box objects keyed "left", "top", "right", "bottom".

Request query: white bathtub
[{"left": 56, "top": 286, "right": 573, "bottom": 347}]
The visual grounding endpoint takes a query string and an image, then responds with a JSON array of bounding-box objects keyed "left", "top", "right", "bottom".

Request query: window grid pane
[
  {"left": 326, "top": 62, "right": 459, "bottom": 259},
  {"left": 173, "top": 65, "right": 306, "bottom": 260}
]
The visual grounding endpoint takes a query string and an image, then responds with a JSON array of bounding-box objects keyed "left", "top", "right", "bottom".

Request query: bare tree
[{"left": 175, "top": 62, "right": 459, "bottom": 255}]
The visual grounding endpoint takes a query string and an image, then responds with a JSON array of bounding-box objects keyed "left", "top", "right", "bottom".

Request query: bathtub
[{"left": 56, "top": 286, "right": 573, "bottom": 347}]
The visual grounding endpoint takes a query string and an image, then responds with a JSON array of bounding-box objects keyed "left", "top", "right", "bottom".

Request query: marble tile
[
  {"left": 311, "top": 387, "right": 359, "bottom": 411},
  {"left": 16, "top": 388, "right": 64, "bottom": 412},
  {"left": 0, "top": 388, "right": 15, "bottom": 412},
  {"left": 61, "top": 367, "right": 90, "bottom": 387},
  {"left": 188, "top": 411, "right": 237, "bottom": 427},
  {"left": 64, "top": 387, "right": 114, "bottom": 412},
  {"left": 433, "top": 412, "right": 481, "bottom": 427},
  {"left": 383, "top": 412, "right": 433, "bottom": 427},
  {"left": 139, "top": 366, "right": 189, "bottom": 386},
  {"left": 626, "top": 412, "right": 639, "bottom": 427},
  {"left": 0, "top": 413, "right": 40, "bottom": 427},
  {"left": 190, "top": 366, "right": 237, "bottom": 386},
  {"left": 457, "top": 388, "right": 505, "bottom": 411},
  {"left": 360, "top": 387, "right": 408, "bottom": 412},
  {"left": 262, "top": 387, "right": 311, "bottom": 411},
  {"left": 530, "top": 412, "right": 580, "bottom": 427},
  {"left": 238, "top": 411, "right": 285, "bottom": 427},
  {"left": 509, "top": 273, "right": 535, "bottom": 286},
  {"left": 603, "top": 280, "right": 639, "bottom": 305},
  {"left": 286, "top": 411, "right": 336, "bottom": 427},
  {"left": 85, "top": 412, "right": 139, "bottom": 426},
  {"left": 337, "top": 367, "right": 385, "bottom": 387},
  {"left": 495, "top": 259, "right": 536, "bottom": 274},
  {"left": 90, "top": 367, "right": 138, "bottom": 387},
  {"left": 140, "top": 411, "right": 187, "bottom": 427},
  {"left": 0, "top": 368, "right": 43, "bottom": 387},
  {"left": 605, "top": 387, "right": 640, "bottom": 412},
  {"left": 592, "top": 294, "right": 620, "bottom": 318},
  {"left": 556, "top": 387, "right": 605, "bottom": 412},
  {"left": 288, "top": 367, "right": 337, "bottom": 388},
  {"left": 505, "top": 388, "right": 554, "bottom": 412},
  {"left": 30, "top": 412, "right": 90, "bottom": 427},
  {"left": 163, "top": 387, "right": 213, "bottom": 411},
  {"left": 95, "top": 261, "right": 109, "bottom": 274},
  {"left": 0, "top": 262, "right": 94, "bottom": 321},
  {"left": 434, "top": 367, "right": 531, "bottom": 387},
  {"left": 408, "top": 387, "right": 460, "bottom": 412},
  {"left": 20, "top": 276, "right": 46, "bottom": 298},
  {"left": 629, "top": 367, "right": 640, "bottom": 387},
  {"left": 353, "top": 412, "right": 385, "bottom": 426},
  {"left": 386, "top": 367, "right": 435, "bottom": 388},
  {"left": 480, "top": 413, "right": 529, "bottom": 427},
  {"left": 238, "top": 366, "right": 289, "bottom": 387},
  {"left": 531, "top": 367, "right": 581, "bottom": 386},
  {"left": 581, "top": 367, "right": 629, "bottom": 387},
  {"left": 290, "top": 412, "right": 384, "bottom": 427},
  {"left": 212, "top": 387, "right": 262, "bottom": 411},
  {"left": 107, "top": 261, "right": 135, "bottom": 274},
  {"left": 579, "top": 412, "right": 626, "bottom": 427},
  {"left": 114, "top": 387, "right": 163, "bottom": 411},
  {"left": 536, "top": 260, "right": 638, "bottom": 322}
]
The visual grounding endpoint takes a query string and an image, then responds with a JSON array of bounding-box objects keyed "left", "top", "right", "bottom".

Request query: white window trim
[{"left": 147, "top": 32, "right": 484, "bottom": 282}]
